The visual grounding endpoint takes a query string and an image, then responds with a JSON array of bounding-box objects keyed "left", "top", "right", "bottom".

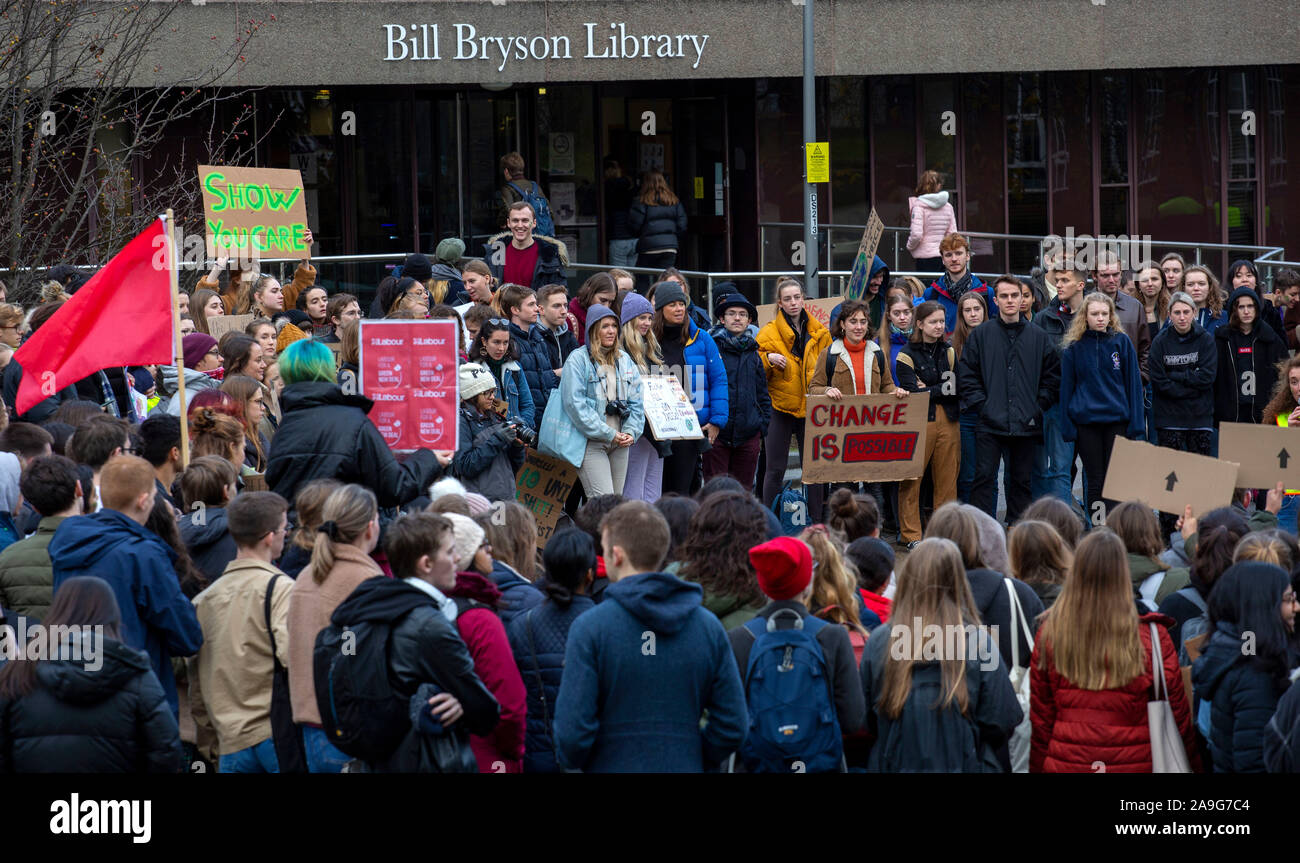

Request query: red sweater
[
  {"left": 1029, "top": 613, "right": 1202, "bottom": 773},
  {"left": 450, "top": 573, "right": 527, "bottom": 773}
]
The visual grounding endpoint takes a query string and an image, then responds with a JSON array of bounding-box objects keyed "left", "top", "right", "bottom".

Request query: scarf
[
  {"left": 782, "top": 309, "right": 809, "bottom": 358},
  {"left": 944, "top": 270, "right": 974, "bottom": 304},
  {"left": 889, "top": 324, "right": 913, "bottom": 338}
]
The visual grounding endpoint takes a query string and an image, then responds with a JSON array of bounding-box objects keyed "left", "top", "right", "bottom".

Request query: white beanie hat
[
  {"left": 444, "top": 512, "right": 486, "bottom": 572},
  {"left": 458, "top": 362, "right": 496, "bottom": 401}
]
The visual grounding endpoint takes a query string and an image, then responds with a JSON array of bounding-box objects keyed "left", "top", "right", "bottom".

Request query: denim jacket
[{"left": 539, "top": 347, "right": 644, "bottom": 468}]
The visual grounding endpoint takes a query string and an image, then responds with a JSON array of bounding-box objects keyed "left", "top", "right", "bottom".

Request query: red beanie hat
[{"left": 749, "top": 537, "right": 813, "bottom": 601}]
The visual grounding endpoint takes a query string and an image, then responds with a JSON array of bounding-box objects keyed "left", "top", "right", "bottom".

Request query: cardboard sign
[
  {"left": 755, "top": 295, "right": 841, "bottom": 330},
  {"left": 1102, "top": 438, "right": 1239, "bottom": 516},
  {"left": 359, "top": 319, "right": 459, "bottom": 451},
  {"left": 198, "top": 165, "right": 309, "bottom": 258},
  {"left": 242, "top": 473, "right": 268, "bottom": 492},
  {"left": 844, "top": 208, "right": 885, "bottom": 301},
  {"left": 515, "top": 449, "right": 576, "bottom": 547},
  {"left": 801, "top": 392, "right": 929, "bottom": 482},
  {"left": 1219, "top": 422, "right": 1300, "bottom": 489},
  {"left": 206, "top": 314, "right": 254, "bottom": 342},
  {"left": 642, "top": 375, "right": 703, "bottom": 440},
  {"left": 806, "top": 142, "right": 830, "bottom": 184}
]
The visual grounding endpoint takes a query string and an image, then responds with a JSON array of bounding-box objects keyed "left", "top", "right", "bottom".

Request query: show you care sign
[{"left": 198, "top": 165, "right": 310, "bottom": 258}]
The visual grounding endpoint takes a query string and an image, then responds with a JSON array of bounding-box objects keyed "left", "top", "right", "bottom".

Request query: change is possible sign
[
  {"left": 198, "top": 165, "right": 310, "bottom": 257},
  {"left": 802, "top": 392, "right": 929, "bottom": 483},
  {"left": 359, "top": 319, "right": 459, "bottom": 451}
]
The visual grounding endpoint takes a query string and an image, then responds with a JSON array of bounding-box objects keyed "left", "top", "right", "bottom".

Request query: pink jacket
[{"left": 907, "top": 193, "right": 958, "bottom": 259}]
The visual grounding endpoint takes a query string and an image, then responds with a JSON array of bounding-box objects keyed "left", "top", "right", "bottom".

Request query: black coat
[
  {"left": 332, "top": 577, "right": 500, "bottom": 773},
  {"left": 538, "top": 323, "right": 578, "bottom": 369},
  {"left": 957, "top": 316, "right": 1060, "bottom": 437},
  {"left": 1, "top": 359, "right": 80, "bottom": 424},
  {"left": 178, "top": 506, "right": 237, "bottom": 585},
  {"left": 896, "top": 339, "right": 959, "bottom": 421},
  {"left": 1213, "top": 292, "right": 1287, "bottom": 424},
  {"left": 508, "top": 322, "right": 559, "bottom": 413},
  {"left": 1192, "top": 624, "right": 1285, "bottom": 773},
  {"left": 483, "top": 233, "right": 566, "bottom": 292},
  {"left": 628, "top": 201, "right": 687, "bottom": 254},
  {"left": 710, "top": 327, "right": 771, "bottom": 445},
  {"left": 266, "top": 381, "right": 444, "bottom": 510},
  {"left": 506, "top": 595, "right": 596, "bottom": 773},
  {"left": 1149, "top": 322, "right": 1217, "bottom": 431},
  {"left": 0, "top": 638, "right": 184, "bottom": 772}
]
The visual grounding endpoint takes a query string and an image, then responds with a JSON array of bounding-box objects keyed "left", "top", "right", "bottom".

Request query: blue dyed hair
[{"left": 278, "top": 339, "right": 336, "bottom": 385}]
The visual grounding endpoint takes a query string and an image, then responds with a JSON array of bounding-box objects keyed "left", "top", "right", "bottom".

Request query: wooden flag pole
[{"left": 165, "top": 209, "right": 190, "bottom": 468}]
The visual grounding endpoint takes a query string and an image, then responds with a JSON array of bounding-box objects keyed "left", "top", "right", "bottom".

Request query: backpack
[
  {"left": 1174, "top": 586, "right": 1209, "bottom": 666},
  {"left": 313, "top": 618, "right": 410, "bottom": 763},
  {"left": 770, "top": 481, "right": 809, "bottom": 536},
  {"left": 737, "top": 609, "right": 844, "bottom": 773},
  {"left": 508, "top": 181, "right": 555, "bottom": 238}
]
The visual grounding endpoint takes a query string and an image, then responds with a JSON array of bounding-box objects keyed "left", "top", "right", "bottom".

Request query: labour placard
[
  {"left": 802, "top": 392, "right": 929, "bottom": 482},
  {"left": 198, "top": 165, "right": 310, "bottom": 258},
  {"left": 358, "top": 319, "right": 459, "bottom": 452}
]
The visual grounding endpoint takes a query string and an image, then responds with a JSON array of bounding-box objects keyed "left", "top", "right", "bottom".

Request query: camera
[
  {"left": 605, "top": 399, "right": 632, "bottom": 422},
  {"left": 506, "top": 419, "right": 537, "bottom": 448}
]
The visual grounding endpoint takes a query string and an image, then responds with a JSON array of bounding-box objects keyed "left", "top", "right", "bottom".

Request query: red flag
[{"left": 15, "top": 218, "right": 173, "bottom": 415}]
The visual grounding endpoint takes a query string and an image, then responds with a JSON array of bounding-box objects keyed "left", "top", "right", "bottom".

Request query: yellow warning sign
[
  {"left": 694, "top": 176, "right": 705, "bottom": 198},
  {"left": 806, "top": 142, "right": 830, "bottom": 184}
]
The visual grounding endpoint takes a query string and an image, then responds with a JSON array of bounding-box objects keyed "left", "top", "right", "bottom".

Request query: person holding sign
[
  {"left": 542, "top": 306, "right": 645, "bottom": 498},
  {"left": 1261, "top": 355, "right": 1300, "bottom": 532},
  {"left": 1058, "top": 292, "right": 1145, "bottom": 521},
  {"left": 894, "top": 301, "right": 959, "bottom": 550},
  {"left": 808, "top": 299, "right": 903, "bottom": 403},
  {"left": 957, "top": 276, "right": 1061, "bottom": 524}
]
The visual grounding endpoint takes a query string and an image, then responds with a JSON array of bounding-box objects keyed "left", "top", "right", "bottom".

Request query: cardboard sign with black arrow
[
  {"left": 1219, "top": 422, "right": 1300, "bottom": 489},
  {"left": 1102, "top": 438, "right": 1239, "bottom": 516}
]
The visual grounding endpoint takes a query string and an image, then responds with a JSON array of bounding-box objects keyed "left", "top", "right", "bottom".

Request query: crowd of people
[{"left": 1, "top": 184, "right": 1299, "bottom": 774}]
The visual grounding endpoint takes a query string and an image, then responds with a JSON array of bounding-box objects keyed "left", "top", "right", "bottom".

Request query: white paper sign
[{"left": 642, "top": 375, "right": 703, "bottom": 440}]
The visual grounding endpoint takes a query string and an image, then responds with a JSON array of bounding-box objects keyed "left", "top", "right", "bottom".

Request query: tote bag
[
  {"left": 1004, "top": 578, "right": 1034, "bottom": 773},
  {"left": 1147, "top": 622, "right": 1193, "bottom": 773}
]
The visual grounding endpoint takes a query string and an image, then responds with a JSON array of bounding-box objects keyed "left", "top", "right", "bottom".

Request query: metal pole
[{"left": 802, "top": 0, "right": 817, "bottom": 298}]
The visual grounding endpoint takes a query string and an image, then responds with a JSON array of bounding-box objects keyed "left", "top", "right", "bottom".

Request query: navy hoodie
[
  {"left": 178, "top": 506, "right": 238, "bottom": 586},
  {"left": 552, "top": 571, "right": 747, "bottom": 772},
  {"left": 49, "top": 510, "right": 204, "bottom": 716},
  {"left": 1059, "top": 329, "right": 1144, "bottom": 442},
  {"left": 1149, "top": 320, "right": 1217, "bottom": 430}
]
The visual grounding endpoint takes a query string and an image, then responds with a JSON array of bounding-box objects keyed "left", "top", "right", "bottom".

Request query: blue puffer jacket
[
  {"left": 1192, "top": 621, "right": 1286, "bottom": 773},
  {"left": 508, "top": 322, "right": 558, "bottom": 414},
  {"left": 677, "top": 319, "right": 730, "bottom": 429},
  {"left": 506, "top": 595, "right": 596, "bottom": 773},
  {"left": 488, "top": 560, "right": 544, "bottom": 628},
  {"left": 709, "top": 326, "right": 771, "bottom": 445}
]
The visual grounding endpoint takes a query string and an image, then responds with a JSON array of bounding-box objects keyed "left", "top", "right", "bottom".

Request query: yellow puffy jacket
[{"left": 756, "top": 310, "right": 831, "bottom": 417}]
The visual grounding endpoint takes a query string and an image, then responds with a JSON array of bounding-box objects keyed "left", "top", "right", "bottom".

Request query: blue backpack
[
  {"left": 508, "top": 181, "right": 555, "bottom": 238},
  {"left": 738, "top": 609, "right": 844, "bottom": 773},
  {"left": 770, "top": 481, "right": 808, "bottom": 536}
]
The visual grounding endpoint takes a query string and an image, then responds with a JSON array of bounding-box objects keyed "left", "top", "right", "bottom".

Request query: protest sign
[
  {"left": 242, "top": 474, "right": 268, "bottom": 492},
  {"left": 1102, "top": 438, "right": 1238, "bottom": 516},
  {"left": 515, "top": 449, "right": 577, "bottom": 547},
  {"left": 801, "top": 392, "right": 929, "bottom": 482},
  {"left": 844, "top": 208, "right": 885, "bottom": 300},
  {"left": 206, "top": 314, "right": 254, "bottom": 342},
  {"left": 642, "top": 375, "right": 704, "bottom": 440},
  {"left": 198, "top": 165, "right": 310, "bottom": 258},
  {"left": 755, "top": 295, "right": 841, "bottom": 329},
  {"left": 359, "top": 319, "right": 459, "bottom": 451},
  {"left": 1219, "top": 422, "right": 1300, "bottom": 489}
]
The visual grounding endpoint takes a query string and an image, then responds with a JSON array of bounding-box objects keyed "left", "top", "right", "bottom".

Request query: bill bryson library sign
[{"left": 382, "top": 22, "right": 711, "bottom": 71}]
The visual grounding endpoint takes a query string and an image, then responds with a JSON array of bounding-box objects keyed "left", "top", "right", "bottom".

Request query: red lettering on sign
[
  {"left": 810, "top": 404, "right": 827, "bottom": 426},
  {"left": 842, "top": 432, "right": 919, "bottom": 462}
]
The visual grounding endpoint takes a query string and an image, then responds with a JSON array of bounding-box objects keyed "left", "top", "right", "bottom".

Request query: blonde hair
[
  {"left": 1061, "top": 292, "right": 1120, "bottom": 347},
  {"left": 878, "top": 537, "right": 982, "bottom": 719},
  {"left": 801, "top": 526, "right": 869, "bottom": 637},
  {"left": 1037, "top": 529, "right": 1143, "bottom": 690},
  {"left": 306, "top": 484, "right": 378, "bottom": 585},
  {"left": 1234, "top": 531, "right": 1294, "bottom": 570},
  {"left": 620, "top": 319, "right": 663, "bottom": 373},
  {"left": 586, "top": 316, "right": 621, "bottom": 368}
]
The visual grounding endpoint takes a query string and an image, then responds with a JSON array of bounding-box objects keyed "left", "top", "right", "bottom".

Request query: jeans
[
  {"left": 1032, "top": 404, "right": 1075, "bottom": 504},
  {"left": 622, "top": 434, "right": 664, "bottom": 502},
  {"left": 703, "top": 434, "right": 763, "bottom": 492},
  {"left": 973, "top": 434, "right": 1037, "bottom": 524},
  {"left": 1143, "top": 380, "right": 1154, "bottom": 443},
  {"left": 763, "top": 409, "right": 824, "bottom": 521},
  {"left": 219, "top": 737, "right": 280, "bottom": 773},
  {"left": 959, "top": 409, "right": 993, "bottom": 511},
  {"left": 302, "top": 725, "right": 350, "bottom": 774},
  {"left": 1074, "top": 422, "right": 1126, "bottom": 526},
  {"left": 608, "top": 238, "right": 639, "bottom": 268},
  {"left": 913, "top": 256, "right": 943, "bottom": 276},
  {"left": 1280, "top": 493, "right": 1300, "bottom": 537}
]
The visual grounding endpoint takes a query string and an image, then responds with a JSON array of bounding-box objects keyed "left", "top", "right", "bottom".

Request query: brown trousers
[{"left": 899, "top": 413, "right": 960, "bottom": 543}]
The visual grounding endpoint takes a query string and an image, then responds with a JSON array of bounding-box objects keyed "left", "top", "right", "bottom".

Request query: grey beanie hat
[{"left": 652, "top": 281, "right": 688, "bottom": 311}]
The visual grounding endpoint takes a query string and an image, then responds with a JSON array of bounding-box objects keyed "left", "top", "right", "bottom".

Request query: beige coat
[
  {"left": 808, "top": 338, "right": 889, "bottom": 397},
  {"left": 287, "top": 544, "right": 384, "bottom": 725}
]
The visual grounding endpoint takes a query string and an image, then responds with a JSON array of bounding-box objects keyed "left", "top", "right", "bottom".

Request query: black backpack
[{"left": 313, "top": 617, "right": 410, "bottom": 763}]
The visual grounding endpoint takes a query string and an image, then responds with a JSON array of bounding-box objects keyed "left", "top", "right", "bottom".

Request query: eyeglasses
[
  {"left": 405, "top": 288, "right": 429, "bottom": 300},
  {"left": 486, "top": 318, "right": 510, "bottom": 327}
]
